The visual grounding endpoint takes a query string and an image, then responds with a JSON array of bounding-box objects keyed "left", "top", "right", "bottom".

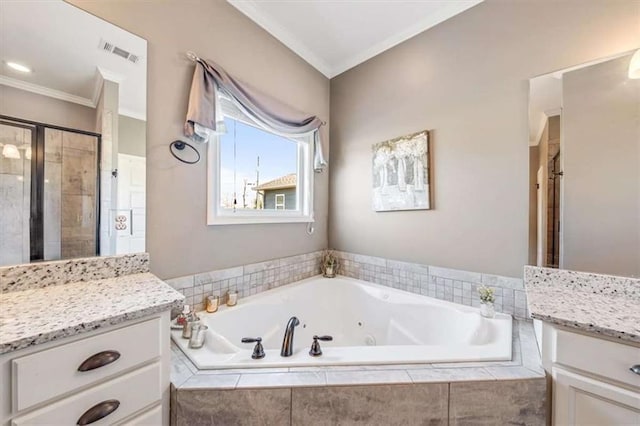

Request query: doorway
[{"left": 548, "top": 151, "right": 562, "bottom": 267}]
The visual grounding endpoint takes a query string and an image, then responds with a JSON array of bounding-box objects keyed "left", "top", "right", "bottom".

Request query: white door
[{"left": 116, "top": 154, "right": 145, "bottom": 254}]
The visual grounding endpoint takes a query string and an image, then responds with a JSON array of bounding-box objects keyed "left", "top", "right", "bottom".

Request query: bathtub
[{"left": 172, "top": 276, "right": 512, "bottom": 369}]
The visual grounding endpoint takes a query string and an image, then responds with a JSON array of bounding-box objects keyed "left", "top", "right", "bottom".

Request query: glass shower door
[
  {"left": 0, "top": 120, "right": 99, "bottom": 265},
  {"left": 44, "top": 128, "right": 99, "bottom": 260},
  {"left": 0, "top": 121, "right": 33, "bottom": 266}
]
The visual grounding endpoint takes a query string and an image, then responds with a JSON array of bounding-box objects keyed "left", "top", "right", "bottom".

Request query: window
[{"left": 207, "top": 101, "right": 314, "bottom": 225}]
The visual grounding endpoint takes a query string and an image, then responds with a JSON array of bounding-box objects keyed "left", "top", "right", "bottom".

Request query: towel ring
[{"left": 170, "top": 140, "right": 200, "bottom": 164}]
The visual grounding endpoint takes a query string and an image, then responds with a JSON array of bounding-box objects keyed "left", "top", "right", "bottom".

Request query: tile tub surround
[
  {"left": 171, "top": 321, "right": 546, "bottom": 425},
  {"left": 524, "top": 266, "right": 640, "bottom": 343},
  {"left": 0, "top": 252, "right": 150, "bottom": 293},
  {"left": 165, "top": 251, "right": 324, "bottom": 312},
  {"left": 166, "top": 250, "right": 528, "bottom": 318},
  {"left": 334, "top": 251, "right": 528, "bottom": 318},
  {"left": 0, "top": 272, "right": 183, "bottom": 354}
]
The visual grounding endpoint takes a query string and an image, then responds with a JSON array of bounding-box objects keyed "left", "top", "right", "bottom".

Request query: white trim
[
  {"left": 533, "top": 48, "right": 638, "bottom": 80},
  {"left": 226, "top": 0, "right": 483, "bottom": 78},
  {"left": 97, "top": 66, "right": 126, "bottom": 84},
  {"left": 329, "top": 1, "right": 483, "bottom": 77},
  {"left": 1, "top": 70, "right": 146, "bottom": 121},
  {"left": 207, "top": 113, "right": 314, "bottom": 226},
  {"left": 91, "top": 68, "right": 105, "bottom": 106},
  {"left": 274, "top": 193, "right": 285, "bottom": 210},
  {"left": 0, "top": 75, "right": 94, "bottom": 107},
  {"left": 226, "top": 0, "right": 332, "bottom": 77}
]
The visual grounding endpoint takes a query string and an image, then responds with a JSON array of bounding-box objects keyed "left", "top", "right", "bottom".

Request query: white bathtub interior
[{"left": 172, "top": 276, "right": 513, "bottom": 369}]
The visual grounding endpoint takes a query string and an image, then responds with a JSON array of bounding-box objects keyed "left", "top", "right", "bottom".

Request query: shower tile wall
[
  {"left": 44, "top": 129, "right": 62, "bottom": 260},
  {"left": 165, "top": 250, "right": 528, "bottom": 318},
  {"left": 45, "top": 129, "right": 98, "bottom": 260},
  {"left": 0, "top": 123, "right": 31, "bottom": 266}
]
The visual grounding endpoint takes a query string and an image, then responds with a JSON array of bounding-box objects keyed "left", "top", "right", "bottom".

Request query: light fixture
[
  {"left": 6, "top": 61, "right": 31, "bottom": 73},
  {"left": 629, "top": 49, "right": 640, "bottom": 79},
  {"left": 2, "top": 144, "right": 21, "bottom": 159}
]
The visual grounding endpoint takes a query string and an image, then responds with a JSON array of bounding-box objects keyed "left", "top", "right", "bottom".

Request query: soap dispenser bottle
[{"left": 176, "top": 305, "right": 190, "bottom": 326}]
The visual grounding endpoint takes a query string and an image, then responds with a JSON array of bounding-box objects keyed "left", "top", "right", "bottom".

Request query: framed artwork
[{"left": 372, "top": 130, "right": 431, "bottom": 212}]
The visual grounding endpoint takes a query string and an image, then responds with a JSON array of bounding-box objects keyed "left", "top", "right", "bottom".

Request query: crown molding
[
  {"left": 330, "top": 1, "right": 483, "bottom": 77},
  {"left": 227, "top": 0, "right": 333, "bottom": 77},
  {"left": 92, "top": 68, "right": 105, "bottom": 106},
  {"left": 0, "top": 74, "right": 94, "bottom": 107},
  {"left": 227, "top": 0, "right": 482, "bottom": 78},
  {"left": 97, "top": 66, "right": 125, "bottom": 84},
  {"left": 1, "top": 73, "right": 147, "bottom": 120}
]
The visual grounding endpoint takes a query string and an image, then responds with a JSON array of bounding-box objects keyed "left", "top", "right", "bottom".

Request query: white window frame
[
  {"left": 274, "top": 193, "right": 286, "bottom": 210},
  {"left": 207, "top": 103, "right": 314, "bottom": 226}
]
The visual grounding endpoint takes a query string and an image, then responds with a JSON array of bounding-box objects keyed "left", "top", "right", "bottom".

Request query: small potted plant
[
  {"left": 322, "top": 250, "right": 338, "bottom": 278},
  {"left": 477, "top": 285, "right": 496, "bottom": 318}
]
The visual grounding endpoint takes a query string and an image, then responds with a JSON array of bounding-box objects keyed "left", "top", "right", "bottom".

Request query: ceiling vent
[{"left": 98, "top": 39, "right": 140, "bottom": 64}]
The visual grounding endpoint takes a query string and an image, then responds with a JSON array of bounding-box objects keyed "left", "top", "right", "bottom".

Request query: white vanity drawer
[
  {"left": 555, "top": 330, "right": 640, "bottom": 389},
  {"left": 12, "top": 317, "right": 161, "bottom": 412},
  {"left": 117, "top": 404, "right": 163, "bottom": 425},
  {"left": 11, "top": 362, "right": 161, "bottom": 426}
]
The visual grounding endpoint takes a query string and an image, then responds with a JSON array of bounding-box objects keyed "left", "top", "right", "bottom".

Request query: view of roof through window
[{"left": 219, "top": 117, "right": 298, "bottom": 210}]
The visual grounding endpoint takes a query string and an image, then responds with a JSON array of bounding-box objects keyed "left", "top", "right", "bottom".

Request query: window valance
[{"left": 184, "top": 58, "right": 327, "bottom": 171}]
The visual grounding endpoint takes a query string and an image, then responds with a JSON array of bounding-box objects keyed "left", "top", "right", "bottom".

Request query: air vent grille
[{"left": 98, "top": 39, "right": 141, "bottom": 65}]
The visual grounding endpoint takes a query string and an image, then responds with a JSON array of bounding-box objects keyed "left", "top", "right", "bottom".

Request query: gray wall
[
  {"left": 329, "top": 0, "right": 640, "bottom": 278},
  {"left": 70, "top": 0, "right": 330, "bottom": 279},
  {"left": 0, "top": 85, "right": 97, "bottom": 133},
  {"left": 118, "top": 115, "right": 146, "bottom": 157},
  {"left": 562, "top": 54, "right": 640, "bottom": 277}
]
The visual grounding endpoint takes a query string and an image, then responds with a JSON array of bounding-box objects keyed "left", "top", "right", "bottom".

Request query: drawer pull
[
  {"left": 78, "top": 350, "right": 121, "bottom": 372},
  {"left": 77, "top": 399, "right": 120, "bottom": 425},
  {"left": 631, "top": 365, "right": 640, "bottom": 375}
]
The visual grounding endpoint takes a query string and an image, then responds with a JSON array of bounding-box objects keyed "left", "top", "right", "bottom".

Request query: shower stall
[{"left": 0, "top": 117, "right": 100, "bottom": 266}]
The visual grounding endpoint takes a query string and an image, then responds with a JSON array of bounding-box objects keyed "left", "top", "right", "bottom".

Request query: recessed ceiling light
[{"left": 7, "top": 62, "right": 31, "bottom": 73}]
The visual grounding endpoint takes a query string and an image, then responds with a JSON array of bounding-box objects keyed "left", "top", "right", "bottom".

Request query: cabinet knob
[
  {"left": 630, "top": 365, "right": 640, "bottom": 376},
  {"left": 78, "top": 350, "right": 121, "bottom": 372},
  {"left": 77, "top": 399, "right": 120, "bottom": 425}
]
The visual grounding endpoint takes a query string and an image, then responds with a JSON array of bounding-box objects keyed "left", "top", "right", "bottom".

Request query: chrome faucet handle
[
  {"left": 241, "top": 337, "right": 265, "bottom": 359},
  {"left": 309, "top": 335, "right": 333, "bottom": 357}
]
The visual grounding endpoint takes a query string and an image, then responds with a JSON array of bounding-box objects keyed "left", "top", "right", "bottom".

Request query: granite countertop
[
  {"left": 524, "top": 266, "right": 640, "bottom": 344},
  {"left": 0, "top": 272, "right": 184, "bottom": 354}
]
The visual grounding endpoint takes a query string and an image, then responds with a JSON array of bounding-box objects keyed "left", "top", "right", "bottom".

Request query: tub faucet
[{"left": 280, "top": 316, "right": 300, "bottom": 357}]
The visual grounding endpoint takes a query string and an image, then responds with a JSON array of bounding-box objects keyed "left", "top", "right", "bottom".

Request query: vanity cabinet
[
  {"left": 540, "top": 324, "right": 640, "bottom": 425},
  {"left": 0, "top": 313, "right": 171, "bottom": 426}
]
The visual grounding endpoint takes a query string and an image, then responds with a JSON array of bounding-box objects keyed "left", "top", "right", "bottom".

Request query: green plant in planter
[
  {"left": 322, "top": 250, "right": 338, "bottom": 277},
  {"left": 477, "top": 285, "right": 495, "bottom": 304}
]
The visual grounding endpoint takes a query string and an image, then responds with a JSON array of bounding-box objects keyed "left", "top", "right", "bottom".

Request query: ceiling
[
  {"left": 227, "top": 0, "right": 483, "bottom": 78},
  {"left": 528, "top": 74, "right": 562, "bottom": 145},
  {"left": 0, "top": 0, "right": 147, "bottom": 120}
]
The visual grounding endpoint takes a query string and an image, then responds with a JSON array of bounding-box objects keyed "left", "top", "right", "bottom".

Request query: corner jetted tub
[{"left": 172, "top": 276, "right": 512, "bottom": 369}]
